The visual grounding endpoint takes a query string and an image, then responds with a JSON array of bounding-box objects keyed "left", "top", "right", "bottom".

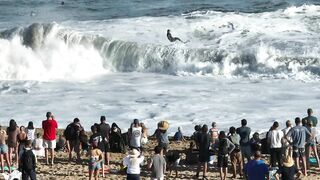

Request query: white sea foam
[{"left": 0, "top": 5, "right": 320, "bottom": 81}]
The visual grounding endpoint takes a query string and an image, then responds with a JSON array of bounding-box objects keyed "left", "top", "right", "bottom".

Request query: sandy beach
[{"left": 2, "top": 130, "right": 318, "bottom": 180}]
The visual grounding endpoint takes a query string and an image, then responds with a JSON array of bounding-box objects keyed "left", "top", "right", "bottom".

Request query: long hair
[
  {"left": 27, "top": 121, "right": 34, "bottom": 129},
  {"left": 8, "top": 119, "right": 17, "bottom": 131}
]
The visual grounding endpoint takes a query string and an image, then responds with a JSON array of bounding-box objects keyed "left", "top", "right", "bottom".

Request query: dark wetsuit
[{"left": 167, "top": 32, "right": 182, "bottom": 42}]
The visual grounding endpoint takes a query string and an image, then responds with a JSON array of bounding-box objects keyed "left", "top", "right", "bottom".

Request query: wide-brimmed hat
[
  {"left": 129, "top": 149, "right": 140, "bottom": 158},
  {"left": 158, "top": 121, "right": 169, "bottom": 130}
]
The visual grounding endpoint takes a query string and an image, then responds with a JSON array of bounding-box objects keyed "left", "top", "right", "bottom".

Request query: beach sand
[{"left": 1, "top": 130, "right": 320, "bottom": 180}]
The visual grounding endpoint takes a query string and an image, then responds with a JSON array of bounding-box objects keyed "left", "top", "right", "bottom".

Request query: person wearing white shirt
[
  {"left": 123, "top": 148, "right": 144, "bottom": 180},
  {"left": 268, "top": 121, "right": 284, "bottom": 169}
]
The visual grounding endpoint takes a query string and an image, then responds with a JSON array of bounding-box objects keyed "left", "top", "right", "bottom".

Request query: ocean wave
[{"left": 0, "top": 4, "right": 320, "bottom": 81}]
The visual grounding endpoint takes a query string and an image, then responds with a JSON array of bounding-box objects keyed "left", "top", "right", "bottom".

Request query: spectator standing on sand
[
  {"left": 89, "top": 125, "right": 106, "bottom": 177},
  {"left": 228, "top": 126, "right": 243, "bottom": 178},
  {"left": 148, "top": 146, "right": 166, "bottom": 180},
  {"left": 98, "top": 116, "right": 111, "bottom": 165},
  {"left": 42, "top": 112, "right": 58, "bottom": 165},
  {"left": 140, "top": 123, "right": 148, "bottom": 145},
  {"left": 129, "top": 119, "right": 142, "bottom": 150},
  {"left": 65, "top": 118, "right": 83, "bottom": 163},
  {"left": 18, "top": 126, "right": 28, "bottom": 153},
  {"left": 217, "top": 131, "right": 235, "bottom": 180},
  {"left": 26, "top": 121, "right": 35, "bottom": 141},
  {"left": 244, "top": 151, "right": 269, "bottom": 180},
  {"left": 268, "top": 121, "right": 284, "bottom": 169},
  {"left": 123, "top": 148, "right": 144, "bottom": 180},
  {"left": 282, "top": 120, "right": 292, "bottom": 151},
  {"left": 303, "top": 108, "right": 317, "bottom": 128},
  {"left": 0, "top": 129, "right": 11, "bottom": 173},
  {"left": 7, "top": 119, "right": 20, "bottom": 166},
  {"left": 19, "top": 140, "right": 36, "bottom": 180},
  {"left": 286, "top": 117, "right": 311, "bottom": 176},
  {"left": 236, "top": 119, "right": 251, "bottom": 164},
  {"left": 195, "top": 124, "right": 210, "bottom": 179},
  {"left": 155, "top": 121, "right": 169, "bottom": 152},
  {"left": 209, "top": 122, "right": 219, "bottom": 145},
  {"left": 88, "top": 139, "right": 104, "bottom": 180}
]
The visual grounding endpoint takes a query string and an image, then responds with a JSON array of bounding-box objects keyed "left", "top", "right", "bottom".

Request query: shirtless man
[
  {"left": 167, "top": 29, "right": 186, "bottom": 43},
  {"left": 0, "top": 129, "right": 11, "bottom": 173}
]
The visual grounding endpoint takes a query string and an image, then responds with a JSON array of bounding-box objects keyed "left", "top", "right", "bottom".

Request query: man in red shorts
[{"left": 42, "top": 112, "right": 58, "bottom": 165}]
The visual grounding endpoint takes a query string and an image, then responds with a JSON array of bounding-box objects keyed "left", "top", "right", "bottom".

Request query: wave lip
[{"left": 1, "top": 3, "right": 320, "bottom": 82}]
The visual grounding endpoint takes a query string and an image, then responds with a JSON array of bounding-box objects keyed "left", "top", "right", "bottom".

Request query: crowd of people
[{"left": 0, "top": 108, "right": 319, "bottom": 180}]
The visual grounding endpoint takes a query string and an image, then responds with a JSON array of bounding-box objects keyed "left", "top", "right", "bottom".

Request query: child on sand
[{"left": 88, "top": 141, "right": 104, "bottom": 180}]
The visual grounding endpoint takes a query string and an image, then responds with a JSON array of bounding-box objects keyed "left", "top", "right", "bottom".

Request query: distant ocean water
[{"left": 0, "top": 0, "right": 319, "bottom": 135}]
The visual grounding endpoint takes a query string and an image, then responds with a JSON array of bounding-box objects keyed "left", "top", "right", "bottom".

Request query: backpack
[
  {"left": 219, "top": 138, "right": 228, "bottom": 156},
  {"left": 21, "top": 149, "right": 35, "bottom": 171}
]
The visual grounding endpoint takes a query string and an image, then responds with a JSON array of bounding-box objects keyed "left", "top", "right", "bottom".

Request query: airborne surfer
[{"left": 167, "top": 29, "right": 188, "bottom": 43}]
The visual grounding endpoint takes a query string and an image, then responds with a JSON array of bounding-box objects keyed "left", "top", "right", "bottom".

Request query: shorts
[
  {"left": 240, "top": 145, "right": 251, "bottom": 160},
  {"left": 293, "top": 147, "right": 305, "bottom": 158},
  {"left": 0, "top": 144, "right": 8, "bottom": 154},
  {"left": 89, "top": 161, "right": 102, "bottom": 171},
  {"left": 43, "top": 140, "right": 56, "bottom": 149},
  {"left": 69, "top": 140, "right": 80, "bottom": 152},
  {"left": 199, "top": 153, "right": 210, "bottom": 163},
  {"left": 217, "top": 155, "right": 228, "bottom": 168},
  {"left": 230, "top": 151, "right": 242, "bottom": 165}
]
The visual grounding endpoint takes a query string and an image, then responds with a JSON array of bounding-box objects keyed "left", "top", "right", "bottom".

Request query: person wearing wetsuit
[{"left": 167, "top": 29, "right": 183, "bottom": 43}]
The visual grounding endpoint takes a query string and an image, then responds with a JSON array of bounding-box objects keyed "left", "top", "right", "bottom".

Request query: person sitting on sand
[
  {"left": 109, "top": 123, "right": 126, "bottom": 153},
  {"left": 0, "top": 129, "right": 11, "bottom": 173},
  {"left": 244, "top": 151, "right": 269, "bottom": 180},
  {"left": 32, "top": 133, "right": 45, "bottom": 157},
  {"left": 167, "top": 29, "right": 185, "bottom": 43},
  {"left": 55, "top": 134, "right": 67, "bottom": 152},
  {"left": 173, "top": 127, "right": 185, "bottom": 142},
  {"left": 274, "top": 147, "right": 301, "bottom": 180},
  {"left": 148, "top": 146, "right": 166, "bottom": 180},
  {"left": 88, "top": 139, "right": 104, "bottom": 180},
  {"left": 19, "top": 140, "right": 36, "bottom": 180},
  {"left": 123, "top": 148, "right": 144, "bottom": 180}
]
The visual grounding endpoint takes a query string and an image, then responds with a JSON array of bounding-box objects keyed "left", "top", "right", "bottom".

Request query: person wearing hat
[
  {"left": 123, "top": 148, "right": 144, "bottom": 180},
  {"left": 155, "top": 121, "right": 169, "bottom": 152},
  {"left": 274, "top": 148, "right": 301, "bottom": 180}
]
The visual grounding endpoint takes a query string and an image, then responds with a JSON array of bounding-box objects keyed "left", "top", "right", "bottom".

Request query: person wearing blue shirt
[{"left": 244, "top": 151, "right": 269, "bottom": 180}]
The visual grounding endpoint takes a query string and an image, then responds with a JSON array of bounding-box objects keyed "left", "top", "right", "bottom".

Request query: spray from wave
[{"left": 1, "top": 5, "right": 320, "bottom": 81}]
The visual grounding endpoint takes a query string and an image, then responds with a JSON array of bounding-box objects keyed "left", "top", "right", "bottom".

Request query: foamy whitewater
[{"left": 0, "top": 0, "right": 320, "bottom": 135}]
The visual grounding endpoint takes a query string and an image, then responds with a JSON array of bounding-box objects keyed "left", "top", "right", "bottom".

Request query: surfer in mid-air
[{"left": 167, "top": 29, "right": 188, "bottom": 43}]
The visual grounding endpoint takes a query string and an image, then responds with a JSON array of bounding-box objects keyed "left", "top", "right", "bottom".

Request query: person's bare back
[{"left": 0, "top": 130, "right": 7, "bottom": 145}]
